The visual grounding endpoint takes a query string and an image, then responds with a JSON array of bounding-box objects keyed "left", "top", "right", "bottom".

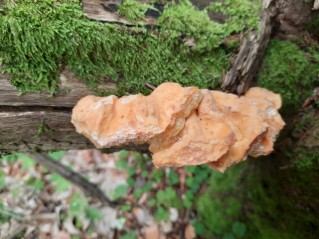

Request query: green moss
[
  {"left": 250, "top": 156, "right": 319, "bottom": 239},
  {"left": 34, "top": 122, "right": 50, "bottom": 138},
  {"left": 118, "top": 0, "right": 151, "bottom": 23},
  {"left": 196, "top": 163, "right": 246, "bottom": 238},
  {"left": 291, "top": 147, "right": 319, "bottom": 170},
  {"left": 208, "top": 0, "right": 260, "bottom": 35},
  {"left": 158, "top": 0, "right": 225, "bottom": 51},
  {"left": 158, "top": 0, "right": 260, "bottom": 52},
  {"left": 0, "top": 0, "right": 259, "bottom": 95},
  {"left": 258, "top": 40, "right": 319, "bottom": 113},
  {"left": 197, "top": 155, "right": 319, "bottom": 239}
]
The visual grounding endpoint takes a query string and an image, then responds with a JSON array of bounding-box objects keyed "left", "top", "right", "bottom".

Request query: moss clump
[
  {"left": 158, "top": 0, "right": 260, "bottom": 51},
  {"left": 0, "top": 0, "right": 260, "bottom": 95},
  {"left": 258, "top": 40, "right": 319, "bottom": 113},
  {"left": 118, "top": 0, "right": 152, "bottom": 23},
  {"left": 290, "top": 147, "right": 319, "bottom": 170},
  {"left": 158, "top": 0, "right": 225, "bottom": 51},
  {"left": 290, "top": 108, "right": 319, "bottom": 169},
  {"left": 0, "top": 0, "right": 225, "bottom": 95},
  {"left": 197, "top": 154, "right": 319, "bottom": 239},
  {"left": 34, "top": 122, "right": 51, "bottom": 138},
  {"left": 208, "top": 0, "right": 260, "bottom": 35},
  {"left": 196, "top": 163, "right": 247, "bottom": 238}
]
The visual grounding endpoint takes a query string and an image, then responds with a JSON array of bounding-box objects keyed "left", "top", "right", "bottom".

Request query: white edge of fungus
[
  {"left": 94, "top": 96, "right": 116, "bottom": 110},
  {"left": 266, "top": 107, "right": 277, "bottom": 117},
  {"left": 90, "top": 126, "right": 163, "bottom": 148},
  {"left": 119, "top": 95, "right": 139, "bottom": 104}
]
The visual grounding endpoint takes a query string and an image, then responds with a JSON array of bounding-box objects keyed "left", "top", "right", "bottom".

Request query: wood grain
[
  {"left": 82, "top": 0, "right": 157, "bottom": 25},
  {"left": 0, "top": 70, "right": 145, "bottom": 154},
  {"left": 221, "top": 0, "right": 277, "bottom": 95},
  {"left": 0, "top": 70, "right": 117, "bottom": 107}
]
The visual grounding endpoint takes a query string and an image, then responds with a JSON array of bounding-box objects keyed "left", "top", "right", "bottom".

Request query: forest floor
[{"left": 0, "top": 150, "right": 211, "bottom": 239}]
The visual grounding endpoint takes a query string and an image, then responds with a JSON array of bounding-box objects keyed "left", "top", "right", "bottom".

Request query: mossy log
[
  {"left": 0, "top": 0, "right": 319, "bottom": 236},
  {"left": 0, "top": 69, "right": 150, "bottom": 153},
  {"left": 82, "top": 0, "right": 158, "bottom": 25},
  {"left": 0, "top": 70, "right": 99, "bottom": 153},
  {"left": 0, "top": 0, "right": 318, "bottom": 155}
]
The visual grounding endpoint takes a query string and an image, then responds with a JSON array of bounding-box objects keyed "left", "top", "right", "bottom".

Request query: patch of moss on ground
[
  {"left": 258, "top": 39, "right": 319, "bottom": 113},
  {"left": 196, "top": 163, "right": 247, "bottom": 238},
  {"left": 197, "top": 156, "right": 319, "bottom": 239},
  {"left": 0, "top": 0, "right": 259, "bottom": 95}
]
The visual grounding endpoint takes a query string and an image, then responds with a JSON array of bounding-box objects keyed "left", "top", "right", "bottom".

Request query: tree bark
[
  {"left": 222, "top": 0, "right": 277, "bottom": 94},
  {"left": 0, "top": 70, "right": 94, "bottom": 153},
  {"left": 0, "top": 69, "right": 151, "bottom": 153}
]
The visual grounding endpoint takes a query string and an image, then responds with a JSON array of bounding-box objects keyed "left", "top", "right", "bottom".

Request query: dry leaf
[{"left": 185, "top": 224, "right": 196, "bottom": 239}]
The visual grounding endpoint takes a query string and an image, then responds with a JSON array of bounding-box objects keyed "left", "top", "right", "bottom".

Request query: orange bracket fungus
[{"left": 71, "top": 83, "right": 285, "bottom": 172}]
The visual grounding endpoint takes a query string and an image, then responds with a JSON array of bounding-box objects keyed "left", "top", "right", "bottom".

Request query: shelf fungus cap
[
  {"left": 150, "top": 90, "right": 236, "bottom": 168},
  {"left": 147, "top": 83, "right": 203, "bottom": 151},
  {"left": 206, "top": 91, "right": 268, "bottom": 172},
  {"left": 244, "top": 87, "right": 285, "bottom": 157},
  {"left": 71, "top": 83, "right": 202, "bottom": 148},
  {"left": 72, "top": 83, "right": 285, "bottom": 172},
  {"left": 207, "top": 88, "right": 285, "bottom": 172}
]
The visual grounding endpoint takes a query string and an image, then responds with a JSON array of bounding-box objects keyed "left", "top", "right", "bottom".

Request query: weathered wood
[
  {"left": 0, "top": 70, "right": 116, "bottom": 107},
  {"left": 0, "top": 70, "right": 147, "bottom": 154},
  {"left": 81, "top": 0, "right": 229, "bottom": 25},
  {"left": 222, "top": 0, "right": 277, "bottom": 95},
  {"left": 0, "top": 110, "right": 91, "bottom": 153},
  {"left": 222, "top": 0, "right": 319, "bottom": 95},
  {"left": 82, "top": 0, "right": 158, "bottom": 25}
]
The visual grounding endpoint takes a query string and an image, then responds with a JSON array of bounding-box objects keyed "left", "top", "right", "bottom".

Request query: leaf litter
[{"left": 0, "top": 150, "right": 208, "bottom": 239}]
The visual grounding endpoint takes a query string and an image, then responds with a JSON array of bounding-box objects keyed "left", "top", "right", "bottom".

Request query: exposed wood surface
[
  {"left": 0, "top": 108, "right": 91, "bottom": 153},
  {"left": 0, "top": 70, "right": 94, "bottom": 152},
  {"left": 0, "top": 70, "right": 147, "bottom": 154},
  {"left": 0, "top": 70, "right": 112, "bottom": 107},
  {"left": 222, "top": 0, "right": 277, "bottom": 95},
  {"left": 222, "top": 0, "right": 319, "bottom": 95},
  {"left": 82, "top": 0, "right": 158, "bottom": 25},
  {"left": 2, "top": 0, "right": 316, "bottom": 153},
  {"left": 81, "top": 0, "right": 228, "bottom": 25}
]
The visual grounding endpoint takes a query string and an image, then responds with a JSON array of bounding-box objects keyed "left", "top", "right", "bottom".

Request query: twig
[
  {"left": 145, "top": 82, "right": 156, "bottom": 90},
  {"left": 27, "top": 153, "right": 117, "bottom": 207}
]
